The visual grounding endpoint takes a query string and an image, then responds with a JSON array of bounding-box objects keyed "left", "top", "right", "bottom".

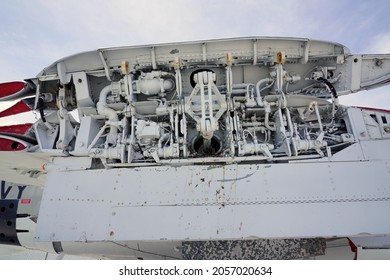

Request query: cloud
[
  {"left": 365, "top": 33, "right": 390, "bottom": 53},
  {"left": 340, "top": 88, "right": 390, "bottom": 110}
]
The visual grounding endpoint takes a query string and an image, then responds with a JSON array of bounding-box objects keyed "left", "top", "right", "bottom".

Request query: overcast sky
[{"left": 1, "top": 0, "right": 390, "bottom": 118}]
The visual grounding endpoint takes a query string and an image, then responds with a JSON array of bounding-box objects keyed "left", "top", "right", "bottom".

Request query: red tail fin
[
  {"left": 0, "top": 81, "right": 35, "bottom": 101},
  {"left": 0, "top": 123, "right": 34, "bottom": 151},
  {"left": 0, "top": 100, "right": 32, "bottom": 118}
]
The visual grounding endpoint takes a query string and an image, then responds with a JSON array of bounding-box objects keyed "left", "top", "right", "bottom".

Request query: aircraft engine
[{"left": 30, "top": 51, "right": 360, "bottom": 166}]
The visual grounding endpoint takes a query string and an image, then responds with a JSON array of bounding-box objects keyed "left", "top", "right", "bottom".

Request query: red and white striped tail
[
  {"left": 0, "top": 81, "right": 35, "bottom": 102},
  {"left": 0, "top": 123, "right": 34, "bottom": 151},
  {"left": 0, "top": 98, "right": 34, "bottom": 119}
]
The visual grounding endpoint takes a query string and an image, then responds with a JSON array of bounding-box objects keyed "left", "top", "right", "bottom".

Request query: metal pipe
[
  {"left": 264, "top": 112, "right": 276, "bottom": 131},
  {"left": 313, "top": 102, "right": 323, "bottom": 132},
  {"left": 97, "top": 85, "right": 119, "bottom": 145},
  {"left": 255, "top": 78, "right": 274, "bottom": 106}
]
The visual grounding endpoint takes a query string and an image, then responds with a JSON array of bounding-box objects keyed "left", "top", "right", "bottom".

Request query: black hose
[
  {"left": 317, "top": 77, "right": 338, "bottom": 99},
  {"left": 37, "top": 97, "right": 46, "bottom": 122}
]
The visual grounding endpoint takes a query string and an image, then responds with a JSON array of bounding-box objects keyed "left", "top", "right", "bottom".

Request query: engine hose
[
  {"left": 317, "top": 77, "right": 338, "bottom": 99},
  {"left": 37, "top": 97, "right": 46, "bottom": 122}
]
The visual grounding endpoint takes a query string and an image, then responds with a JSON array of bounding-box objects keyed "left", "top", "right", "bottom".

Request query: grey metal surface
[{"left": 35, "top": 158, "right": 390, "bottom": 242}]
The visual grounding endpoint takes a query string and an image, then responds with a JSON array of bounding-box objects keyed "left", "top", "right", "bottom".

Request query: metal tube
[
  {"left": 314, "top": 102, "right": 323, "bottom": 132},
  {"left": 97, "top": 85, "right": 119, "bottom": 145},
  {"left": 255, "top": 78, "right": 274, "bottom": 106}
]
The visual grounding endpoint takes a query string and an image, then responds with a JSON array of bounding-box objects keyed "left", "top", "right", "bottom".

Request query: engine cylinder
[{"left": 190, "top": 132, "right": 223, "bottom": 155}]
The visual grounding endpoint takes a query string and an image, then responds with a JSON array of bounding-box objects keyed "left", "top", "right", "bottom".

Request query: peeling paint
[{"left": 182, "top": 239, "right": 326, "bottom": 260}]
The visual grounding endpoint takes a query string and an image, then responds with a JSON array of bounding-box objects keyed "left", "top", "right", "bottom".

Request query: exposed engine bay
[{"left": 33, "top": 39, "right": 368, "bottom": 167}]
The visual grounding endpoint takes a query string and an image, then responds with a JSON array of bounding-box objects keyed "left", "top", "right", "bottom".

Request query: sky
[{"left": 1, "top": 0, "right": 390, "bottom": 123}]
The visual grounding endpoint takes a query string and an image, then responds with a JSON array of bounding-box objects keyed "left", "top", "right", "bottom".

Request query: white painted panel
[{"left": 35, "top": 161, "right": 390, "bottom": 241}]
